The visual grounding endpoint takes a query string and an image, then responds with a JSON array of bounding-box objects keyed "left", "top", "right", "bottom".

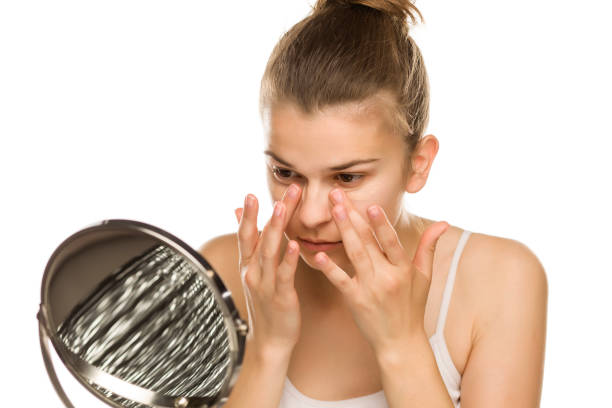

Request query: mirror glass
[{"left": 38, "top": 219, "right": 246, "bottom": 408}]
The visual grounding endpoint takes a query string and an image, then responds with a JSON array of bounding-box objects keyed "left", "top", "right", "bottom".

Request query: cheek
[
  {"left": 347, "top": 174, "right": 401, "bottom": 203},
  {"left": 266, "top": 175, "right": 285, "bottom": 202},
  {"left": 284, "top": 216, "right": 301, "bottom": 240},
  {"left": 347, "top": 190, "right": 402, "bottom": 225}
]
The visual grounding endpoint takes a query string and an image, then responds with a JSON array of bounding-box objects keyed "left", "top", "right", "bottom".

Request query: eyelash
[{"left": 270, "top": 166, "right": 364, "bottom": 185}]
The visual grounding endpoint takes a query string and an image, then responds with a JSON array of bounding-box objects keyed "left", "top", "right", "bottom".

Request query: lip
[{"left": 298, "top": 238, "right": 342, "bottom": 252}]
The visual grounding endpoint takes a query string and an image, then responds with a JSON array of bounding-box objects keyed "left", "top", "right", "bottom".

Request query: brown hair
[{"left": 259, "top": 0, "right": 428, "bottom": 174}]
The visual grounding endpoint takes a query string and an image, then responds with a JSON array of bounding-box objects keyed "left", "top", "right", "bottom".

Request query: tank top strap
[{"left": 435, "top": 229, "right": 472, "bottom": 336}]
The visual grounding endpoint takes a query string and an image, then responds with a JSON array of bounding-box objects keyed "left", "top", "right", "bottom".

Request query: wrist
[
  {"left": 246, "top": 338, "right": 294, "bottom": 367},
  {"left": 374, "top": 330, "right": 430, "bottom": 368}
]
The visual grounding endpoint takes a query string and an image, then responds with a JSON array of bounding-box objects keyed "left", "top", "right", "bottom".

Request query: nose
[{"left": 294, "top": 182, "right": 333, "bottom": 230}]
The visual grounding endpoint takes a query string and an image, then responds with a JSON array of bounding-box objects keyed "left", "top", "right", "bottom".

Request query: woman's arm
[
  {"left": 460, "top": 239, "right": 548, "bottom": 407},
  {"left": 200, "top": 234, "right": 292, "bottom": 408},
  {"left": 375, "top": 237, "right": 548, "bottom": 408},
  {"left": 220, "top": 343, "right": 291, "bottom": 408},
  {"left": 375, "top": 332, "right": 456, "bottom": 407}
]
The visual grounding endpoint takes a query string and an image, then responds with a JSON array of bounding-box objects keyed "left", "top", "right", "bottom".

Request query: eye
[
  {"left": 336, "top": 174, "right": 363, "bottom": 184},
  {"left": 270, "top": 166, "right": 363, "bottom": 185},
  {"left": 271, "top": 166, "right": 297, "bottom": 181}
]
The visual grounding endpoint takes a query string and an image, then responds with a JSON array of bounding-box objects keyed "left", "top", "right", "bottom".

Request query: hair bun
[{"left": 313, "top": 0, "right": 423, "bottom": 24}]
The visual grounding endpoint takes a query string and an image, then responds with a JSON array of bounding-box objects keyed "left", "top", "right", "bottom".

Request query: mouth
[{"left": 298, "top": 238, "right": 342, "bottom": 252}]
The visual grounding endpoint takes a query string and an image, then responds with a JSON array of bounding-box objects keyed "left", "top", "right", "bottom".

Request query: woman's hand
[
  {"left": 314, "top": 188, "right": 449, "bottom": 359},
  {"left": 234, "top": 184, "right": 303, "bottom": 360}
]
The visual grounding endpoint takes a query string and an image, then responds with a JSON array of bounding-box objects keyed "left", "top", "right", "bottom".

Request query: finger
[
  {"left": 240, "top": 274, "right": 257, "bottom": 331},
  {"left": 331, "top": 203, "right": 375, "bottom": 278},
  {"left": 347, "top": 206, "right": 388, "bottom": 264},
  {"left": 275, "top": 239, "right": 300, "bottom": 294},
  {"left": 259, "top": 201, "right": 286, "bottom": 292},
  {"left": 237, "top": 194, "right": 259, "bottom": 262},
  {"left": 279, "top": 183, "right": 301, "bottom": 230},
  {"left": 234, "top": 208, "right": 243, "bottom": 224},
  {"left": 330, "top": 189, "right": 386, "bottom": 263},
  {"left": 412, "top": 221, "right": 450, "bottom": 281},
  {"left": 366, "top": 204, "right": 406, "bottom": 266},
  {"left": 314, "top": 251, "right": 355, "bottom": 295},
  {"left": 330, "top": 189, "right": 384, "bottom": 263}
]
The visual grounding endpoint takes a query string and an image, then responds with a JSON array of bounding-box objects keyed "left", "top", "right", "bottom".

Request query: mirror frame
[{"left": 37, "top": 219, "right": 248, "bottom": 408}]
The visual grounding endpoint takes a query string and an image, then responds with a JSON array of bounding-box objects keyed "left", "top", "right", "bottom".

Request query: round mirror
[{"left": 37, "top": 219, "right": 247, "bottom": 408}]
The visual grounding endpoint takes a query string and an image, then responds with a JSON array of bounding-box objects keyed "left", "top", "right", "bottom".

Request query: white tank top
[{"left": 278, "top": 230, "right": 472, "bottom": 408}]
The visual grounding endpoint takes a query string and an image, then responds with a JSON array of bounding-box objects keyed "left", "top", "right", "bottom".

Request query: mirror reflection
[{"left": 39, "top": 220, "right": 246, "bottom": 408}]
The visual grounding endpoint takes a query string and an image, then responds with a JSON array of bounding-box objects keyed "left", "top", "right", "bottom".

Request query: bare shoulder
[
  {"left": 464, "top": 230, "right": 546, "bottom": 271},
  {"left": 197, "top": 232, "right": 248, "bottom": 320},
  {"left": 461, "top": 231, "right": 548, "bottom": 317},
  {"left": 457, "top": 229, "right": 548, "bottom": 405}
]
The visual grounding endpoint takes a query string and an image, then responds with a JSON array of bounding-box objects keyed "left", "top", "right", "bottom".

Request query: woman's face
[{"left": 262, "top": 100, "right": 412, "bottom": 274}]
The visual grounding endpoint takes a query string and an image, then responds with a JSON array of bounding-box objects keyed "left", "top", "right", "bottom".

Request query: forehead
[{"left": 263, "top": 98, "right": 402, "bottom": 168}]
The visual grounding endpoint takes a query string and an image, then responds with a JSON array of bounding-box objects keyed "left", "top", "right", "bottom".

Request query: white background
[{"left": 1, "top": 0, "right": 610, "bottom": 406}]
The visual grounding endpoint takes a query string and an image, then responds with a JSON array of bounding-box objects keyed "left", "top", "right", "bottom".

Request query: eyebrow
[{"left": 264, "top": 150, "right": 380, "bottom": 171}]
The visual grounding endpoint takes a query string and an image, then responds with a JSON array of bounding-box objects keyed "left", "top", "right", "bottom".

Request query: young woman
[{"left": 200, "top": 1, "right": 548, "bottom": 407}]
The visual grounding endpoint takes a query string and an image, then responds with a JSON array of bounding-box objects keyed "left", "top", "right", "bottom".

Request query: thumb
[{"left": 412, "top": 221, "right": 449, "bottom": 281}]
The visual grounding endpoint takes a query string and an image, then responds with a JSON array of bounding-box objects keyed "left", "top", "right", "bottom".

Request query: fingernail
[
  {"left": 287, "top": 184, "right": 298, "bottom": 199},
  {"left": 274, "top": 201, "right": 283, "bottom": 217},
  {"left": 246, "top": 195, "right": 254, "bottom": 208},
  {"left": 331, "top": 189, "right": 343, "bottom": 203}
]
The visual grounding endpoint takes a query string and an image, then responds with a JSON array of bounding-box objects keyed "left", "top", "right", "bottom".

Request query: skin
[
  {"left": 216, "top": 94, "right": 547, "bottom": 406},
  {"left": 259, "top": 98, "right": 439, "bottom": 309}
]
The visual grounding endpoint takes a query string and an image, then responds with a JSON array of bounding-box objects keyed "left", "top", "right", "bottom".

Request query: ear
[{"left": 405, "top": 134, "right": 440, "bottom": 194}]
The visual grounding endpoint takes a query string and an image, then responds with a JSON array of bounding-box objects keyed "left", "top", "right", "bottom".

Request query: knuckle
[
  {"left": 260, "top": 282, "right": 275, "bottom": 298},
  {"left": 395, "top": 255, "right": 408, "bottom": 266},
  {"left": 242, "top": 268, "right": 258, "bottom": 289},
  {"left": 276, "top": 259, "right": 287, "bottom": 273},
  {"left": 238, "top": 242, "right": 255, "bottom": 260},
  {"left": 381, "top": 275, "right": 401, "bottom": 292},
  {"left": 276, "top": 264, "right": 292, "bottom": 283},
  {"left": 351, "top": 294, "right": 368, "bottom": 309},
  {"left": 280, "top": 290, "right": 298, "bottom": 304},
  {"left": 237, "top": 227, "right": 255, "bottom": 242},
  {"left": 260, "top": 246, "right": 276, "bottom": 260},
  {"left": 337, "top": 277, "right": 353, "bottom": 293},
  {"left": 349, "top": 248, "right": 368, "bottom": 263},
  {"left": 277, "top": 264, "right": 294, "bottom": 282},
  {"left": 382, "top": 235, "right": 397, "bottom": 248},
  {"left": 276, "top": 270, "right": 290, "bottom": 284}
]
